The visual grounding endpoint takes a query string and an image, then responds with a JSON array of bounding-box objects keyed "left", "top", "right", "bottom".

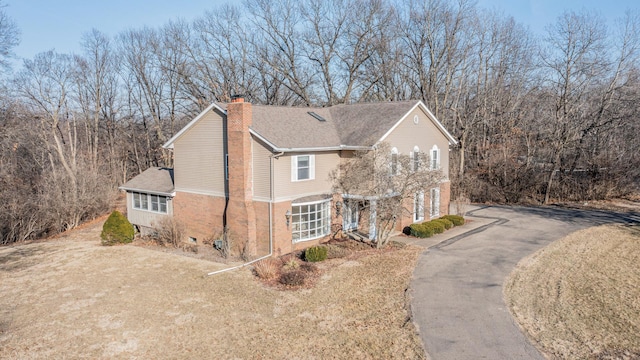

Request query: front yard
[
  {"left": 0, "top": 220, "right": 425, "bottom": 359},
  {"left": 504, "top": 224, "right": 640, "bottom": 359}
]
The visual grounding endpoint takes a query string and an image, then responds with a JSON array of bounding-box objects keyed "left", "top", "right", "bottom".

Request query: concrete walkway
[{"left": 397, "top": 205, "right": 639, "bottom": 360}]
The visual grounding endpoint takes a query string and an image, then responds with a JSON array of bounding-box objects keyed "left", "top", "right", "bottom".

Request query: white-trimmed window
[
  {"left": 430, "top": 187, "right": 440, "bottom": 218},
  {"left": 414, "top": 191, "right": 425, "bottom": 222},
  {"left": 430, "top": 145, "right": 440, "bottom": 170},
  {"left": 291, "top": 200, "right": 331, "bottom": 242},
  {"left": 411, "top": 146, "right": 420, "bottom": 171},
  {"left": 291, "top": 155, "right": 315, "bottom": 181},
  {"left": 133, "top": 192, "right": 168, "bottom": 214},
  {"left": 390, "top": 147, "right": 399, "bottom": 175}
]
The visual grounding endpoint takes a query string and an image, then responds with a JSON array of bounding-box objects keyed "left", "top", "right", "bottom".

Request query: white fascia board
[
  {"left": 378, "top": 101, "right": 458, "bottom": 146},
  {"left": 163, "top": 103, "right": 227, "bottom": 149},
  {"left": 118, "top": 186, "right": 176, "bottom": 197}
]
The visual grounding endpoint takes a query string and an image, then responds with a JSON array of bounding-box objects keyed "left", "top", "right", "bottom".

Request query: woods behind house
[{"left": 1, "top": 0, "right": 639, "bottom": 245}]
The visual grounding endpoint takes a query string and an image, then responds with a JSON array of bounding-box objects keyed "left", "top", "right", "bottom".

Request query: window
[
  {"left": 291, "top": 200, "right": 331, "bottom": 242},
  {"left": 291, "top": 155, "right": 315, "bottom": 181},
  {"left": 132, "top": 192, "right": 168, "bottom": 214},
  {"left": 390, "top": 147, "right": 399, "bottom": 175},
  {"left": 412, "top": 146, "right": 420, "bottom": 171},
  {"left": 414, "top": 191, "right": 425, "bottom": 222},
  {"left": 430, "top": 145, "right": 440, "bottom": 170},
  {"left": 430, "top": 187, "right": 440, "bottom": 218}
]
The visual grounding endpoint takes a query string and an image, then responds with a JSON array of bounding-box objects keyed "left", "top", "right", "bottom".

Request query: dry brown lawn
[
  {"left": 0, "top": 220, "right": 425, "bottom": 359},
  {"left": 505, "top": 224, "right": 640, "bottom": 359}
]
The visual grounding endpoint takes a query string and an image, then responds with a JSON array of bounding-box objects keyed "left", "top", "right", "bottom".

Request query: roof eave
[
  {"left": 118, "top": 186, "right": 176, "bottom": 197},
  {"left": 377, "top": 100, "right": 458, "bottom": 146}
]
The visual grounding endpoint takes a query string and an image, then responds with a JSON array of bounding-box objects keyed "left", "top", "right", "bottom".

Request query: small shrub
[
  {"left": 435, "top": 218, "right": 454, "bottom": 230},
  {"left": 101, "top": 211, "right": 134, "bottom": 246},
  {"left": 279, "top": 270, "right": 306, "bottom": 286},
  {"left": 283, "top": 258, "right": 299, "bottom": 270},
  {"left": 305, "top": 246, "right": 328, "bottom": 262},
  {"left": 409, "top": 223, "right": 434, "bottom": 238},
  {"left": 424, "top": 220, "right": 445, "bottom": 234},
  {"left": 299, "top": 262, "right": 318, "bottom": 273},
  {"left": 326, "top": 244, "right": 349, "bottom": 259},
  {"left": 254, "top": 258, "right": 280, "bottom": 280},
  {"left": 441, "top": 214, "right": 465, "bottom": 226},
  {"left": 155, "top": 217, "right": 185, "bottom": 247}
]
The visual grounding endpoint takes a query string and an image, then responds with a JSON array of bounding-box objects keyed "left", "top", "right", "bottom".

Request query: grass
[
  {"left": 0, "top": 220, "right": 425, "bottom": 359},
  {"left": 504, "top": 224, "right": 640, "bottom": 359}
]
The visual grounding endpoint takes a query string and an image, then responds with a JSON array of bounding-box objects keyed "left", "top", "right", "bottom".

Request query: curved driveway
[{"left": 410, "top": 205, "right": 639, "bottom": 360}]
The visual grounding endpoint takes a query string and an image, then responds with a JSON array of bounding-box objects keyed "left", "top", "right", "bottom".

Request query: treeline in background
[{"left": 1, "top": 0, "right": 639, "bottom": 244}]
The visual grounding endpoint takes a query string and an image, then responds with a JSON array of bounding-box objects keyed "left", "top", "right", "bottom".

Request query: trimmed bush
[
  {"left": 410, "top": 223, "right": 434, "bottom": 238},
  {"left": 434, "top": 218, "right": 454, "bottom": 230},
  {"left": 441, "top": 214, "right": 465, "bottom": 226},
  {"left": 423, "top": 221, "right": 445, "bottom": 234},
  {"left": 279, "top": 270, "right": 306, "bottom": 286},
  {"left": 101, "top": 211, "right": 134, "bottom": 246},
  {"left": 305, "top": 246, "right": 328, "bottom": 262}
]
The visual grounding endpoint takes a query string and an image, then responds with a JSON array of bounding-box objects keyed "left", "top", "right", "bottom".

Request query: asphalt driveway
[{"left": 410, "top": 205, "right": 639, "bottom": 360}]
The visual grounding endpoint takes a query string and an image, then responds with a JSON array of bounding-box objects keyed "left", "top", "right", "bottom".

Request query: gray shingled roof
[
  {"left": 120, "top": 167, "right": 175, "bottom": 195},
  {"left": 250, "top": 100, "right": 419, "bottom": 150}
]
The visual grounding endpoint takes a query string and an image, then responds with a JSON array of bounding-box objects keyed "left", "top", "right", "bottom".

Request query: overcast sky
[{"left": 4, "top": 0, "right": 638, "bottom": 65}]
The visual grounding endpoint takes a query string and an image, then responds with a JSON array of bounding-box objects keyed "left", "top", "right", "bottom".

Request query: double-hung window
[
  {"left": 412, "top": 146, "right": 420, "bottom": 171},
  {"left": 390, "top": 147, "right": 399, "bottom": 175},
  {"left": 414, "top": 191, "right": 425, "bottom": 222},
  {"left": 430, "top": 146, "right": 440, "bottom": 170},
  {"left": 291, "top": 155, "right": 315, "bottom": 181},
  {"left": 430, "top": 188, "right": 440, "bottom": 218}
]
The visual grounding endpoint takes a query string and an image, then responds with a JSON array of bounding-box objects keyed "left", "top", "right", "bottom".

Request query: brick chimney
[{"left": 226, "top": 96, "right": 257, "bottom": 256}]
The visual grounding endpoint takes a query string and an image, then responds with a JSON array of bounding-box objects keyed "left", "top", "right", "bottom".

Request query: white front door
[{"left": 343, "top": 200, "right": 359, "bottom": 231}]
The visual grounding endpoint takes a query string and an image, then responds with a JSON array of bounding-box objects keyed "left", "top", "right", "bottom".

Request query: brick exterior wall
[
  {"left": 439, "top": 181, "right": 451, "bottom": 217},
  {"left": 172, "top": 192, "right": 225, "bottom": 242},
  {"left": 226, "top": 98, "right": 258, "bottom": 256}
]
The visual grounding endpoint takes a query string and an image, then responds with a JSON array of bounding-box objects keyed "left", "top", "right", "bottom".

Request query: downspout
[{"left": 207, "top": 151, "right": 284, "bottom": 276}]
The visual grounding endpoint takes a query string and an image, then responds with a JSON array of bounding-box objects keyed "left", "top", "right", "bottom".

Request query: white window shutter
[
  {"left": 309, "top": 155, "right": 315, "bottom": 180},
  {"left": 291, "top": 156, "right": 297, "bottom": 182}
]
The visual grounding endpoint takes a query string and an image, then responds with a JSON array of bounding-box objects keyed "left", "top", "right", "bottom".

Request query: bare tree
[
  {"left": 0, "top": 0, "right": 19, "bottom": 72},
  {"left": 246, "top": 0, "right": 315, "bottom": 105},
  {"left": 330, "top": 142, "right": 444, "bottom": 247}
]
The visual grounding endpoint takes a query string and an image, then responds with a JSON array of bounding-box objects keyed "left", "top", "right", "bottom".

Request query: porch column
[{"left": 369, "top": 199, "right": 377, "bottom": 240}]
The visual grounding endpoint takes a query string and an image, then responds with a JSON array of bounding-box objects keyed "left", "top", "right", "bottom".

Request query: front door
[{"left": 343, "top": 200, "right": 359, "bottom": 231}]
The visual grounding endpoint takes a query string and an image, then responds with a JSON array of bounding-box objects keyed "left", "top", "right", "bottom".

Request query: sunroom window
[{"left": 132, "top": 192, "right": 168, "bottom": 214}]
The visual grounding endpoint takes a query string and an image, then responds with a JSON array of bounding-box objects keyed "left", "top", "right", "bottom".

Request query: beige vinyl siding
[
  {"left": 273, "top": 151, "right": 339, "bottom": 201},
  {"left": 173, "top": 109, "right": 225, "bottom": 195},
  {"left": 125, "top": 192, "right": 173, "bottom": 228},
  {"left": 252, "top": 137, "right": 272, "bottom": 200},
  {"left": 383, "top": 107, "right": 450, "bottom": 177}
]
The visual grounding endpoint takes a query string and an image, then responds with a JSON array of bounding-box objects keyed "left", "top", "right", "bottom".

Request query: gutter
[{"left": 118, "top": 187, "right": 176, "bottom": 197}]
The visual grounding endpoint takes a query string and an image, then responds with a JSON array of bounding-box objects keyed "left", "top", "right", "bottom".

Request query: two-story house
[{"left": 120, "top": 97, "right": 457, "bottom": 256}]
